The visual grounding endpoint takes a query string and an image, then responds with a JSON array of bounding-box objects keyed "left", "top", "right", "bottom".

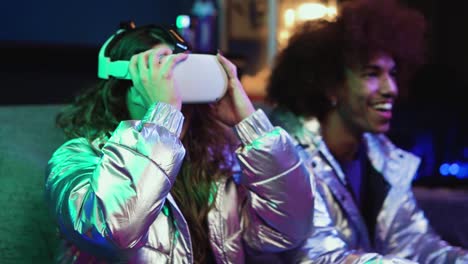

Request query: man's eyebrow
[
  {"left": 361, "top": 65, "right": 381, "bottom": 71},
  {"left": 362, "top": 64, "right": 397, "bottom": 71}
]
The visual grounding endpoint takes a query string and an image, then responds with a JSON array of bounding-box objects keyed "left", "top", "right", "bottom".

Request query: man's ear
[{"left": 326, "top": 88, "right": 339, "bottom": 107}]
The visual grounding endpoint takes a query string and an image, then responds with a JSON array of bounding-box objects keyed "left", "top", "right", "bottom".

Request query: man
[{"left": 267, "top": 0, "right": 468, "bottom": 263}]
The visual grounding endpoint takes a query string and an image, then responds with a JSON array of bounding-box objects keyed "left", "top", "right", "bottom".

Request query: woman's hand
[
  {"left": 128, "top": 45, "right": 188, "bottom": 110},
  {"left": 212, "top": 53, "right": 255, "bottom": 127}
]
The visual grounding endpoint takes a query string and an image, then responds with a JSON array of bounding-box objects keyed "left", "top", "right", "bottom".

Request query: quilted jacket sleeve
[
  {"left": 45, "top": 102, "right": 186, "bottom": 254},
  {"left": 234, "top": 109, "right": 315, "bottom": 252}
]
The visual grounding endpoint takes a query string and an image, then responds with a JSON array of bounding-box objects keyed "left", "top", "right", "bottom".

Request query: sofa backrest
[{"left": 0, "top": 104, "right": 66, "bottom": 263}]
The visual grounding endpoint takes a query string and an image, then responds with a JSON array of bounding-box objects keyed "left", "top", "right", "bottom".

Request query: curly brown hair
[
  {"left": 266, "top": 0, "right": 427, "bottom": 120},
  {"left": 56, "top": 25, "right": 236, "bottom": 264}
]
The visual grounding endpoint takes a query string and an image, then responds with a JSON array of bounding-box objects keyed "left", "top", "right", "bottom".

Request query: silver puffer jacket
[
  {"left": 270, "top": 109, "right": 468, "bottom": 264},
  {"left": 45, "top": 103, "right": 314, "bottom": 263}
]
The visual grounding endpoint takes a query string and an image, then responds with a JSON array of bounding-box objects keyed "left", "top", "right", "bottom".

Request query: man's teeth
[{"left": 373, "top": 103, "right": 392, "bottom": 111}]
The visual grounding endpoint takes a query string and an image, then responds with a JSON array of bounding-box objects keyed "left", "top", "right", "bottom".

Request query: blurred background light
[
  {"left": 176, "top": 14, "right": 190, "bottom": 29},
  {"left": 440, "top": 163, "right": 450, "bottom": 176}
]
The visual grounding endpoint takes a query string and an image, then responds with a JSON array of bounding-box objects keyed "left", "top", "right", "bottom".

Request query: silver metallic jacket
[
  {"left": 45, "top": 103, "right": 314, "bottom": 263},
  {"left": 270, "top": 109, "right": 468, "bottom": 264}
]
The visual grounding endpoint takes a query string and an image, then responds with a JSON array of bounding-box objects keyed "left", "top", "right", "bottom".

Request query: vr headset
[{"left": 98, "top": 23, "right": 227, "bottom": 103}]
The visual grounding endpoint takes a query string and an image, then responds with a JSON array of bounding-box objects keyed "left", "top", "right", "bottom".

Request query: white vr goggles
[{"left": 97, "top": 24, "right": 227, "bottom": 103}]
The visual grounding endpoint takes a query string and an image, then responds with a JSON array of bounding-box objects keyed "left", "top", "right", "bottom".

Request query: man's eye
[{"left": 364, "top": 72, "right": 378, "bottom": 77}]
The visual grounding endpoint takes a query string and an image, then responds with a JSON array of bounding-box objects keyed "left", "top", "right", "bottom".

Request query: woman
[{"left": 45, "top": 24, "right": 313, "bottom": 263}]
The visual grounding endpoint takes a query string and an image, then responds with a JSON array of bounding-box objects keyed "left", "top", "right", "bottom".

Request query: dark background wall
[
  {"left": 1, "top": 0, "right": 194, "bottom": 46},
  {"left": 392, "top": 0, "right": 468, "bottom": 183}
]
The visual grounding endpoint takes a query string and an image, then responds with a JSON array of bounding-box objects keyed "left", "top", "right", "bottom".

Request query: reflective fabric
[
  {"left": 45, "top": 103, "right": 314, "bottom": 263},
  {"left": 270, "top": 108, "right": 468, "bottom": 264}
]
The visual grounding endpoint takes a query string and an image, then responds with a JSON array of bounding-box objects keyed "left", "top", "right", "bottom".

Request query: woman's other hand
[{"left": 213, "top": 53, "right": 255, "bottom": 127}]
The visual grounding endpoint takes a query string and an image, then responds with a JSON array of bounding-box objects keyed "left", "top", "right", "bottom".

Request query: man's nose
[{"left": 380, "top": 75, "right": 398, "bottom": 98}]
